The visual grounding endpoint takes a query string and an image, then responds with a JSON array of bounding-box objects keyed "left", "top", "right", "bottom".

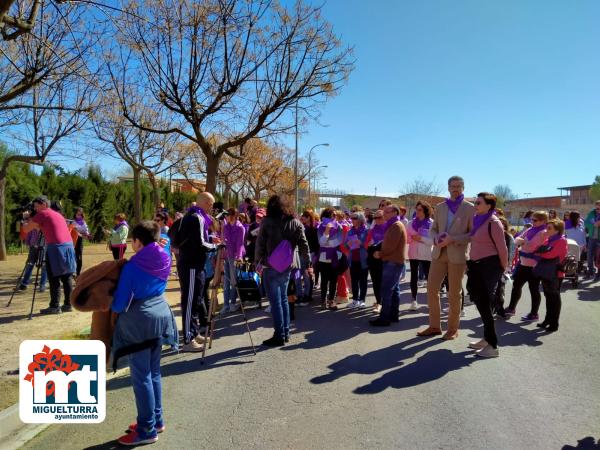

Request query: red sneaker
[
  {"left": 117, "top": 430, "right": 158, "bottom": 446},
  {"left": 128, "top": 422, "right": 166, "bottom": 433}
]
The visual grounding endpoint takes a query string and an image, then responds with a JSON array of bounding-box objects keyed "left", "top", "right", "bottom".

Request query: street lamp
[
  {"left": 307, "top": 143, "right": 329, "bottom": 207},
  {"left": 311, "top": 164, "right": 328, "bottom": 209}
]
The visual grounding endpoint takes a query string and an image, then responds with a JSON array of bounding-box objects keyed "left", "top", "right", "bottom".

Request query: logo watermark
[{"left": 19, "top": 340, "right": 106, "bottom": 423}]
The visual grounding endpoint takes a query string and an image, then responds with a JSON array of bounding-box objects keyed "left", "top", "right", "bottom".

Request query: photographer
[
  {"left": 18, "top": 211, "right": 48, "bottom": 292},
  {"left": 21, "top": 196, "right": 76, "bottom": 314}
]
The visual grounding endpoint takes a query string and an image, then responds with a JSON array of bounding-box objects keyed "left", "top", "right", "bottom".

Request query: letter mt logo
[{"left": 20, "top": 340, "right": 106, "bottom": 423}]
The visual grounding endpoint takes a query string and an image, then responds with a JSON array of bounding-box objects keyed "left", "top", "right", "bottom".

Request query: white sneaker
[
  {"left": 182, "top": 340, "right": 204, "bottom": 352},
  {"left": 476, "top": 344, "right": 499, "bottom": 358},
  {"left": 348, "top": 300, "right": 358, "bottom": 309},
  {"left": 195, "top": 335, "right": 207, "bottom": 345},
  {"left": 417, "top": 280, "right": 426, "bottom": 288},
  {"left": 410, "top": 300, "right": 418, "bottom": 311},
  {"left": 358, "top": 301, "right": 366, "bottom": 308},
  {"left": 468, "top": 339, "right": 488, "bottom": 350},
  {"left": 230, "top": 303, "right": 239, "bottom": 312},
  {"left": 265, "top": 305, "right": 271, "bottom": 313}
]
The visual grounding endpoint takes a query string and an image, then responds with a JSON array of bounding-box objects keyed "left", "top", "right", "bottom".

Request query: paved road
[{"left": 23, "top": 276, "right": 600, "bottom": 450}]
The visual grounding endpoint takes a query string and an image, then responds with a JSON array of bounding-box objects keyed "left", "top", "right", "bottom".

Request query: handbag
[
  {"left": 532, "top": 257, "right": 559, "bottom": 281},
  {"left": 267, "top": 239, "right": 293, "bottom": 273}
]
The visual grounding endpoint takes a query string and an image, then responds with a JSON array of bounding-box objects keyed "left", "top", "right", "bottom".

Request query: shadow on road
[{"left": 562, "top": 436, "right": 600, "bottom": 449}]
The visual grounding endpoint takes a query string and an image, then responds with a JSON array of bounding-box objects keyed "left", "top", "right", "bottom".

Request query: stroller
[
  {"left": 563, "top": 238, "right": 580, "bottom": 288},
  {"left": 235, "top": 260, "right": 262, "bottom": 308}
]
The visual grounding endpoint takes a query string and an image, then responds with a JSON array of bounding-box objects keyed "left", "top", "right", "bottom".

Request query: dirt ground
[{"left": 0, "top": 243, "right": 186, "bottom": 411}]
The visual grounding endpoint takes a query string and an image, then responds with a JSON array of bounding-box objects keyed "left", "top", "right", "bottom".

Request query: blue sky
[{"left": 296, "top": 0, "right": 600, "bottom": 198}]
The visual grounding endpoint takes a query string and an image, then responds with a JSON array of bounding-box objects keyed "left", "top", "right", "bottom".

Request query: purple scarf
[
  {"left": 113, "top": 220, "right": 128, "bottom": 231},
  {"left": 318, "top": 218, "right": 339, "bottom": 233},
  {"left": 445, "top": 194, "right": 464, "bottom": 214},
  {"left": 470, "top": 211, "right": 494, "bottom": 236},
  {"left": 565, "top": 219, "right": 573, "bottom": 230},
  {"left": 525, "top": 224, "right": 545, "bottom": 241},
  {"left": 370, "top": 223, "right": 386, "bottom": 244},
  {"left": 347, "top": 225, "right": 366, "bottom": 250},
  {"left": 75, "top": 218, "right": 85, "bottom": 226},
  {"left": 548, "top": 233, "right": 562, "bottom": 244},
  {"left": 411, "top": 217, "right": 432, "bottom": 233},
  {"left": 383, "top": 216, "right": 400, "bottom": 233},
  {"left": 129, "top": 242, "right": 171, "bottom": 281},
  {"left": 188, "top": 206, "right": 214, "bottom": 240}
]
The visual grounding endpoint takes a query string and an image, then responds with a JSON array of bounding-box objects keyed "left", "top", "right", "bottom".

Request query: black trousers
[
  {"left": 46, "top": 259, "right": 73, "bottom": 308},
  {"left": 319, "top": 262, "right": 337, "bottom": 302},
  {"left": 350, "top": 264, "right": 368, "bottom": 301},
  {"left": 111, "top": 245, "right": 126, "bottom": 260},
  {"left": 541, "top": 278, "right": 562, "bottom": 328},
  {"left": 468, "top": 256, "right": 503, "bottom": 348},
  {"left": 493, "top": 275, "right": 507, "bottom": 313},
  {"left": 409, "top": 259, "right": 430, "bottom": 300},
  {"left": 74, "top": 237, "right": 84, "bottom": 276},
  {"left": 178, "top": 264, "right": 206, "bottom": 344},
  {"left": 508, "top": 264, "right": 541, "bottom": 314},
  {"left": 367, "top": 256, "right": 383, "bottom": 304}
]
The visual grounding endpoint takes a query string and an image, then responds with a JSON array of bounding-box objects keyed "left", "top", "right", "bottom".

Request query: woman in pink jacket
[
  {"left": 535, "top": 219, "right": 568, "bottom": 332},
  {"left": 505, "top": 211, "right": 548, "bottom": 321}
]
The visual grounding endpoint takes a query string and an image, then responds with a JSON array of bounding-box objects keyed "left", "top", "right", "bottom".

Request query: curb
[{"left": 0, "top": 404, "right": 48, "bottom": 450}]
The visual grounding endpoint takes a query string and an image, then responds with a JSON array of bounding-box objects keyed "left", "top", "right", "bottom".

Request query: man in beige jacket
[{"left": 417, "top": 176, "right": 474, "bottom": 340}]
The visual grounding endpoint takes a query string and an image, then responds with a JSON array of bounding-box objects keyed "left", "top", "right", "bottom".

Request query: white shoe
[
  {"left": 410, "top": 300, "right": 418, "bottom": 311},
  {"left": 265, "top": 305, "right": 271, "bottom": 313},
  {"left": 373, "top": 304, "right": 381, "bottom": 313},
  {"left": 468, "top": 339, "right": 488, "bottom": 350},
  {"left": 476, "top": 344, "right": 499, "bottom": 358},
  {"left": 182, "top": 340, "right": 204, "bottom": 352},
  {"left": 417, "top": 280, "right": 426, "bottom": 288},
  {"left": 230, "top": 303, "right": 239, "bottom": 312},
  {"left": 358, "top": 301, "right": 366, "bottom": 308},
  {"left": 195, "top": 335, "right": 207, "bottom": 345},
  {"left": 348, "top": 300, "right": 358, "bottom": 309}
]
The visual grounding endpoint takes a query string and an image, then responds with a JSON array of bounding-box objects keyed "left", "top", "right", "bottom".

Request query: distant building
[{"left": 557, "top": 185, "right": 593, "bottom": 207}]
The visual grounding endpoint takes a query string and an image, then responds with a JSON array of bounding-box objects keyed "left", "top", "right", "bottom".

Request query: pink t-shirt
[{"left": 32, "top": 208, "right": 71, "bottom": 245}]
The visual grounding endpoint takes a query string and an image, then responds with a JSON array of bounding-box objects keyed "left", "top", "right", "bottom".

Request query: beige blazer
[{"left": 430, "top": 200, "right": 475, "bottom": 264}]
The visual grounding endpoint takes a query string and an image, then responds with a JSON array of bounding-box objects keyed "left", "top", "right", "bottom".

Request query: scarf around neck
[
  {"left": 383, "top": 216, "right": 400, "bottom": 233},
  {"left": 525, "top": 224, "right": 545, "bottom": 241},
  {"left": 318, "top": 218, "right": 339, "bottom": 233},
  {"left": 548, "top": 233, "right": 563, "bottom": 244},
  {"left": 189, "top": 206, "right": 213, "bottom": 238},
  {"left": 445, "top": 194, "right": 464, "bottom": 214},
  {"left": 370, "top": 223, "right": 386, "bottom": 244},
  {"left": 470, "top": 211, "right": 494, "bottom": 236},
  {"left": 113, "top": 220, "right": 128, "bottom": 231},
  {"left": 411, "top": 217, "right": 432, "bottom": 233},
  {"left": 129, "top": 242, "right": 171, "bottom": 281}
]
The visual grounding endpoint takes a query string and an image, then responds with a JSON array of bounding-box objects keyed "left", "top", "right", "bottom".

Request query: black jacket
[
  {"left": 255, "top": 215, "right": 310, "bottom": 268},
  {"left": 172, "top": 212, "right": 216, "bottom": 269}
]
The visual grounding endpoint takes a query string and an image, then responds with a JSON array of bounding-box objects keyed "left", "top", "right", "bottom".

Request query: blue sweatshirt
[{"left": 112, "top": 262, "right": 167, "bottom": 313}]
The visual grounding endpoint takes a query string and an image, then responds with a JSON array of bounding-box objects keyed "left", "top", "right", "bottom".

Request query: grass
[{"left": 0, "top": 377, "right": 19, "bottom": 412}]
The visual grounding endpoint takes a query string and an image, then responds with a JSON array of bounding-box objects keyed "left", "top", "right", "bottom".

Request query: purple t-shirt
[{"left": 32, "top": 209, "right": 71, "bottom": 245}]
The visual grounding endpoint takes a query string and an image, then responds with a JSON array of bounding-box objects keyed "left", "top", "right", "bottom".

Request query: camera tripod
[
  {"left": 6, "top": 234, "right": 46, "bottom": 320},
  {"left": 201, "top": 246, "right": 256, "bottom": 364}
]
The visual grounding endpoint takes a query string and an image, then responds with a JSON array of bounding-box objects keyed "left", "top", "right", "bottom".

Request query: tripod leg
[
  {"left": 6, "top": 262, "right": 31, "bottom": 307},
  {"left": 28, "top": 264, "right": 42, "bottom": 320},
  {"left": 201, "top": 287, "right": 219, "bottom": 364},
  {"left": 238, "top": 289, "right": 257, "bottom": 355}
]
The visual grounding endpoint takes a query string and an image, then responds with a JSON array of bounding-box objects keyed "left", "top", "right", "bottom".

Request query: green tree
[{"left": 590, "top": 176, "right": 600, "bottom": 202}]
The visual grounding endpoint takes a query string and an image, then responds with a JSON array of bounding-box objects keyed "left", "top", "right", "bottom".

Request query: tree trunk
[
  {"left": 132, "top": 167, "right": 142, "bottom": 224},
  {"left": 223, "top": 184, "right": 231, "bottom": 209},
  {"left": 0, "top": 175, "right": 7, "bottom": 261},
  {"left": 147, "top": 172, "right": 160, "bottom": 209},
  {"left": 205, "top": 153, "right": 219, "bottom": 193},
  {"left": 254, "top": 188, "right": 261, "bottom": 202}
]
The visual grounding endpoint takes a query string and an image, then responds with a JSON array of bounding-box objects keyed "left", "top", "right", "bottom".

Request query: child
[
  {"left": 112, "top": 221, "right": 178, "bottom": 446},
  {"left": 108, "top": 213, "right": 129, "bottom": 260}
]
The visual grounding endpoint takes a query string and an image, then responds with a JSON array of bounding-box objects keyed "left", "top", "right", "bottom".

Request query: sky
[
  {"left": 294, "top": 0, "right": 600, "bottom": 198},
  {"left": 37, "top": 0, "right": 600, "bottom": 200}
]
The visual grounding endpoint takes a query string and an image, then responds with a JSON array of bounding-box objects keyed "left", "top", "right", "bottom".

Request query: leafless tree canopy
[
  {"left": 400, "top": 177, "right": 444, "bottom": 197},
  {"left": 109, "top": 0, "right": 354, "bottom": 192}
]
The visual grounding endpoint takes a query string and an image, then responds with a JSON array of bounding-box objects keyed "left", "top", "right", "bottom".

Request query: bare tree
[
  {"left": 493, "top": 184, "right": 516, "bottom": 207},
  {"left": 108, "top": 0, "right": 353, "bottom": 193},
  {"left": 399, "top": 177, "right": 444, "bottom": 213},
  {"left": 0, "top": 77, "right": 92, "bottom": 259}
]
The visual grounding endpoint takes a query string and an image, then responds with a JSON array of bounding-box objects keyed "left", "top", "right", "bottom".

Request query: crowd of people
[{"left": 12, "top": 180, "right": 600, "bottom": 446}]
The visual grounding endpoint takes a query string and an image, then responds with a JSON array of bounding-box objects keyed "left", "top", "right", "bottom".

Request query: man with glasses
[
  {"left": 369, "top": 205, "right": 407, "bottom": 326},
  {"left": 417, "top": 176, "right": 474, "bottom": 339},
  {"left": 584, "top": 200, "right": 600, "bottom": 279}
]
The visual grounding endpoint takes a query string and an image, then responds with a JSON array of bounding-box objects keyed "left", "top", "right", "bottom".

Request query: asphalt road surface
[{"left": 23, "top": 276, "right": 600, "bottom": 450}]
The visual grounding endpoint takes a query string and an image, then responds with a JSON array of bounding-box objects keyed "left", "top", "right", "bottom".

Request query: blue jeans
[
  {"left": 379, "top": 262, "right": 404, "bottom": 322},
  {"left": 22, "top": 246, "right": 47, "bottom": 288},
  {"left": 263, "top": 268, "right": 291, "bottom": 339},
  {"left": 129, "top": 344, "right": 163, "bottom": 439},
  {"left": 587, "top": 237, "right": 599, "bottom": 275},
  {"left": 223, "top": 258, "right": 238, "bottom": 305}
]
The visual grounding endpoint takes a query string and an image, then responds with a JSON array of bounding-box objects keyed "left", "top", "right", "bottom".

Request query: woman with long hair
[
  {"left": 255, "top": 195, "right": 309, "bottom": 346},
  {"left": 72, "top": 207, "right": 91, "bottom": 276},
  {"left": 344, "top": 211, "right": 369, "bottom": 308}
]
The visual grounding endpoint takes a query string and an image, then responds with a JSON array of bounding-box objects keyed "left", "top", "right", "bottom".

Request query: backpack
[{"left": 167, "top": 217, "right": 186, "bottom": 249}]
